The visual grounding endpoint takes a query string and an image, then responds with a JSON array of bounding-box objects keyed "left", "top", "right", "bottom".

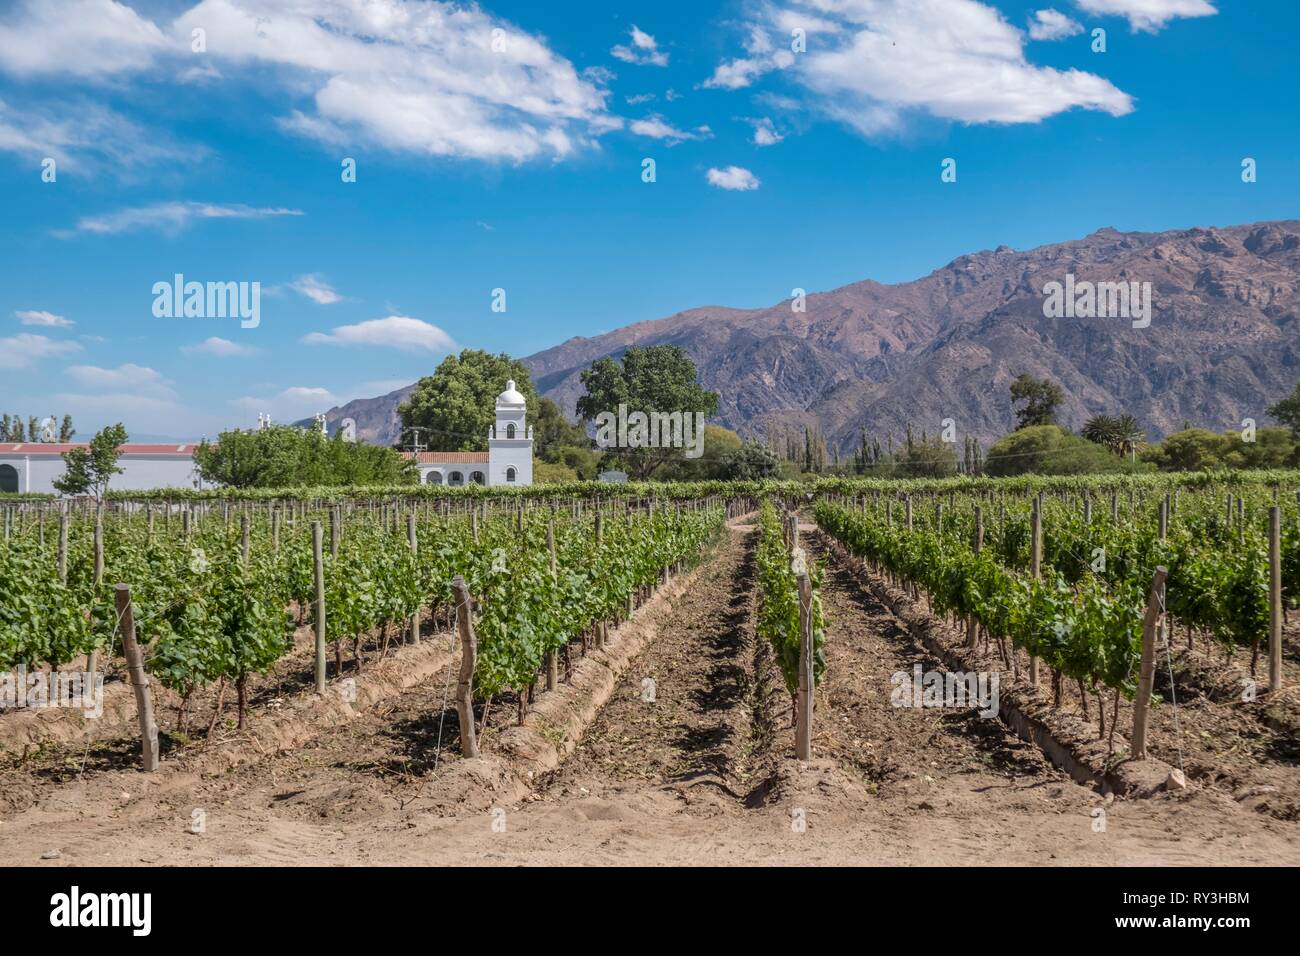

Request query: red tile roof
[
  {"left": 0, "top": 443, "right": 200, "bottom": 456},
  {"left": 404, "top": 451, "right": 489, "bottom": 464}
]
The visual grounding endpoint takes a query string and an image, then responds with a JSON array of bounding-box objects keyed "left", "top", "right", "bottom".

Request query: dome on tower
[{"left": 496, "top": 380, "right": 526, "bottom": 407}]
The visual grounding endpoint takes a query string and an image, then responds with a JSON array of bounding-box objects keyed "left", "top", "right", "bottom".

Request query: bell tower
[{"left": 488, "top": 379, "right": 533, "bottom": 485}]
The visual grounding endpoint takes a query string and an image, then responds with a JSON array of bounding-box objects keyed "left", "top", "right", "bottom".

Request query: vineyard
[{"left": 1, "top": 473, "right": 1298, "bottom": 865}]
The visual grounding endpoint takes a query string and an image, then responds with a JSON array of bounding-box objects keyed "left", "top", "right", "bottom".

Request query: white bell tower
[{"left": 488, "top": 379, "right": 533, "bottom": 486}]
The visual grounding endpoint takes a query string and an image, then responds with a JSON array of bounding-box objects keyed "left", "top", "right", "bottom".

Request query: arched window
[
  {"left": 469, "top": 471, "right": 486, "bottom": 485},
  {"left": 506, "top": 423, "right": 516, "bottom": 439},
  {"left": 0, "top": 464, "right": 17, "bottom": 494},
  {"left": 448, "top": 471, "right": 464, "bottom": 486},
  {"left": 506, "top": 466, "right": 517, "bottom": 483},
  {"left": 425, "top": 470, "right": 443, "bottom": 485}
]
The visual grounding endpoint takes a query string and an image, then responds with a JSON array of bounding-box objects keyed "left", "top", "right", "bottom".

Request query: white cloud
[
  {"left": 231, "top": 386, "right": 338, "bottom": 421},
  {"left": 0, "top": 333, "right": 81, "bottom": 369},
  {"left": 181, "top": 336, "right": 260, "bottom": 358},
  {"left": 706, "top": 166, "right": 761, "bottom": 191},
  {"left": 65, "top": 363, "right": 175, "bottom": 398},
  {"left": 0, "top": 0, "right": 169, "bottom": 79},
  {"left": 626, "top": 93, "right": 656, "bottom": 105},
  {"left": 705, "top": 1, "right": 1133, "bottom": 133},
  {"left": 628, "top": 114, "right": 712, "bottom": 145},
  {"left": 1073, "top": 0, "right": 1217, "bottom": 32},
  {"left": 0, "top": 98, "right": 200, "bottom": 173},
  {"left": 744, "top": 117, "right": 784, "bottom": 146},
  {"left": 174, "top": 0, "right": 615, "bottom": 162},
  {"left": 302, "top": 315, "right": 457, "bottom": 353},
  {"left": 57, "top": 201, "right": 303, "bottom": 237},
  {"left": 16, "top": 309, "right": 73, "bottom": 327},
  {"left": 289, "top": 274, "right": 343, "bottom": 305},
  {"left": 612, "top": 25, "right": 669, "bottom": 67},
  {"left": 1029, "top": 9, "right": 1085, "bottom": 40}
]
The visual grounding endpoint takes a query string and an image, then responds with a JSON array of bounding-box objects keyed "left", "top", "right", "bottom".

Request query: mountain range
[{"left": 308, "top": 220, "right": 1300, "bottom": 454}]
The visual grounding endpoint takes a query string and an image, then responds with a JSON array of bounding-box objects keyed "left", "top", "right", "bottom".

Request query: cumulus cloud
[
  {"left": 706, "top": 166, "right": 761, "bottom": 191},
  {"left": 16, "top": 309, "right": 73, "bottom": 327},
  {"left": 0, "top": 0, "right": 169, "bottom": 79},
  {"left": 628, "top": 114, "right": 712, "bottom": 145},
  {"left": 65, "top": 363, "right": 175, "bottom": 398},
  {"left": 611, "top": 25, "right": 669, "bottom": 67},
  {"left": 0, "top": 1, "right": 617, "bottom": 165},
  {"left": 302, "top": 315, "right": 457, "bottom": 352},
  {"left": 1028, "top": 9, "right": 1085, "bottom": 40},
  {"left": 744, "top": 117, "right": 784, "bottom": 146},
  {"left": 0, "top": 333, "right": 81, "bottom": 369},
  {"left": 56, "top": 201, "right": 303, "bottom": 237},
  {"left": 1073, "top": 0, "right": 1217, "bottom": 33},
  {"left": 289, "top": 274, "right": 343, "bottom": 305},
  {"left": 175, "top": 0, "right": 615, "bottom": 162},
  {"left": 181, "top": 336, "right": 260, "bottom": 358},
  {"left": 231, "top": 386, "right": 338, "bottom": 421},
  {"left": 704, "top": 0, "right": 1133, "bottom": 134}
]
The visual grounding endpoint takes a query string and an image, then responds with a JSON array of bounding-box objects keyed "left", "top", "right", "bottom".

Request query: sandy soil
[{"left": 2, "top": 524, "right": 1297, "bottom": 866}]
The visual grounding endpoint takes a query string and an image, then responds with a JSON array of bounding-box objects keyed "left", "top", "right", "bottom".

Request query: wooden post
[
  {"left": 114, "top": 584, "right": 159, "bottom": 771},
  {"left": 57, "top": 513, "right": 68, "bottom": 583},
  {"left": 966, "top": 506, "right": 983, "bottom": 648},
  {"left": 1158, "top": 497, "right": 1168, "bottom": 540},
  {"left": 312, "top": 522, "right": 327, "bottom": 694},
  {"left": 1130, "top": 566, "right": 1169, "bottom": 760},
  {"left": 545, "top": 522, "right": 557, "bottom": 690},
  {"left": 241, "top": 513, "right": 251, "bottom": 566},
  {"left": 271, "top": 508, "right": 280, "bottom": 553},
  {"left": 905, "top": 495, "right": 913, "bottom": 532},
  {"left": 407, "top": 513, "right": 420, "bottom": 645},
  {"left": 1029, "top": 500, "right": 1042, "bottom": 686},
  {"left": 795, "top": 568, "right": 814, "bottom": 761},
  {"left": 330, "top": 506, "right": 341, "bottom": 558},
  {"left": 451, "top": 575, "right": 480, "bottom": 758},
  {"left": 1269, "top": 507, "right": 1283, "bottom": 694}
]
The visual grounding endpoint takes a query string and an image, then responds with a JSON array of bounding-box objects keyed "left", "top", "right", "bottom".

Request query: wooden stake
[
  {"left": 795, "top": 569, "right": 814, "bottom": 761},
  {"left": 451, "top": 575, "right": 480, "bottom": 758},
  {"left": 1269, "top": 506, "right": 1283, "bottom": 694},
  {"left": 1130, "top": 566, "right": 1169, "bottom": 760},
  {"left": 312, "top": 522, "right": 327, "bottom": 694},
  {"left": 114, "top": 584, "right": 159, "bottom": 771},
  {"left": 407, "top": 513, "right": 420, "bottom": 645}
]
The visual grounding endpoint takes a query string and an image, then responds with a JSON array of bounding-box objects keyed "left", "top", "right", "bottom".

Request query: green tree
[
  {"left": 533, "top": 397, "right": 592, "bottom": 463},
  {"left": 1009, "top": 373, "right": 1065, "bottom": 429},
  {"left": 895, "top": 434, "right": 958, "bottom": 478},
  {"left": 398, "top": 350, "right": 537, "bottom": 452},
  {"left": 1268, "top": 381, "right": 1300, "bottom": 436},
  {"left": 53, "top": 423, "right": 128, "bottom": 499},
  {"left": 59, "top": 415, "right": 75, "bottom": 442},
  {"left": 195, "top": 426, "right": 417, "bottom": 488},
  {"left": 576, "top": 345, "right": 719, "bottom": 479},
  {"left": 986, "top": 425, "right": 1151, "bottom": 477},
  {"left": 720, "top": 439, "right": 782, "bottom": 479}
]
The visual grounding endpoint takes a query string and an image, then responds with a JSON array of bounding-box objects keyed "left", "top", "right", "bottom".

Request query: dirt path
[{"left": 2, "top": 524, "right": 1298, "bottom": 866}]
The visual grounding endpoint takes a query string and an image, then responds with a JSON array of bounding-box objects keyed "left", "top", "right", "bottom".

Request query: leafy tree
[
  {"left": 53, "top": 423, "right": 128, "bottom": 499},
  {"left": 1268, "top": 381, "right": 1300, "bottom": 436},
  {"left": 576, "top": 345, "right": 719, "bottom": 479},
  {"left": 895, "top": 434, "right": 958, "bottom": 478},
  {"left": 1140, "top": 428, "right": 1223, "bottom": 471},
  {"left": 986, "top": 425, "right": 1151, "bottom": 477},
  {"left": 533, "top": 397, "right": 592, "bottom": 463},
  {"left": 1141, "top": 426, "right": 1297, "bottom": 471},
  {"left": 195, "top": 425, "right": 417, "bottom": 488},
  {"left": 1009, "top": 373, "right": 1065, "bottom": 429},
  {"left": 660, "top": 425, "right": 742, "bottom": 480},
  {"left": 1082, "top": 413, "right": 1146, "bottom": 459},
  {"left": 398, "top": 350, "right": 536, "bottom": 452},
  {"left": 59, "top": 415, "right": 74, "bottom": 441},
  {"left": 719, "top": 439, "right": 782, "bottom": 479}
]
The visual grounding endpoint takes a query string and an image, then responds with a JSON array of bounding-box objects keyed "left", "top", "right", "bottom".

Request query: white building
[
  {"left": 403, "top": 380, "right": 534, "bottom": 487},
  {"left": 0, "top": 443, "right": 204, "bottom": 495}
]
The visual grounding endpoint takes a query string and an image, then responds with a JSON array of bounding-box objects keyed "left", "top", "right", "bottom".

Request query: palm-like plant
[{"left": 1082, "top": 414, "right": 1146, "bottom": 459}]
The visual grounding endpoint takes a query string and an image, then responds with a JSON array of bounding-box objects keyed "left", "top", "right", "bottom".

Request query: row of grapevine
[{"left": 754, "top": 501, "right": 825, "bottom": 700}]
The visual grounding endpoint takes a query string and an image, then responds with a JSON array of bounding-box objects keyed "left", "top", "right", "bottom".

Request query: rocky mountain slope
[{"left": 310, "top": 220, "right": 1300, "bottom": 451}]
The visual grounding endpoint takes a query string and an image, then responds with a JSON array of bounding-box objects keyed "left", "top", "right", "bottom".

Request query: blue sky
[{"left": 0, "top": 0, "right": 1295, "bottom": 440}]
